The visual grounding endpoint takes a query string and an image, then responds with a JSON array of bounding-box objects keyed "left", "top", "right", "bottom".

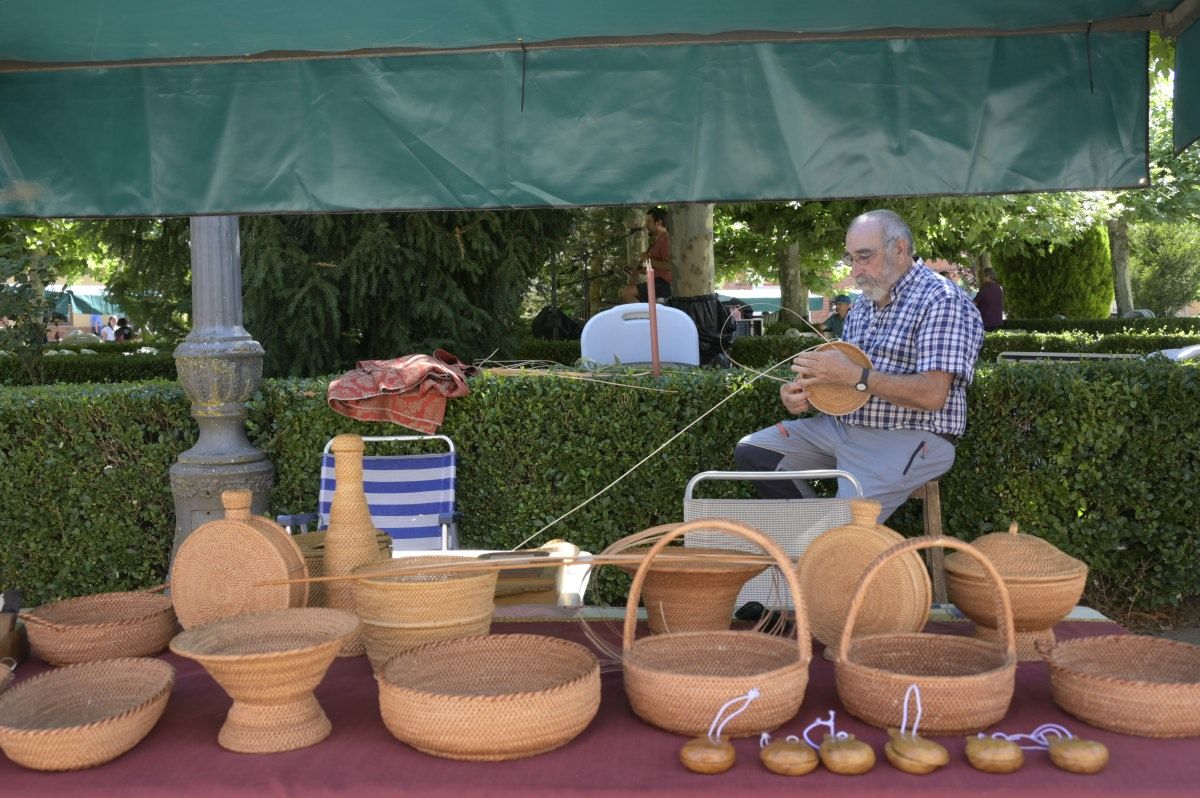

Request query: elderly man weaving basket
[{"left": 734, "top": 209, "right": 983, "bottom": 521}]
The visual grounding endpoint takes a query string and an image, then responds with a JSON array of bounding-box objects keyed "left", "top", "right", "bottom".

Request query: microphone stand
[{"left": 553, "top": 227, "right": 644, "bottom": 323}]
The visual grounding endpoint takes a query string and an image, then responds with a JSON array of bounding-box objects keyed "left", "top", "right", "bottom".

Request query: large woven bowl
[
  {"left": 616, "top": 547, "right": 767, "bottom": 634},
  {"left": 835, "top": 536, "right": 1016, "bottom": 735},
  {"left": 1047, "top": 635, "right": 1200, "bottom": 737},
  {"left": 803, "top": 341, "right": 872, "bottom": 416},
  {"left": 0, "top": 658, "right": 174, "bottom": 771},
  {"left": 22, "top": 588, "right": 176, "bottom": 666},
  {"left": 623, "top": 519, "right": 811, "bottom": 737},
  {"left": 378, "top": 633, "right": 599, "bottom": 761},
  {"left": 351, "top": 557, "right": 498, "bottom": 672},
  {"left": 169, "top": 608, "right": 359, "bottom": 753}
]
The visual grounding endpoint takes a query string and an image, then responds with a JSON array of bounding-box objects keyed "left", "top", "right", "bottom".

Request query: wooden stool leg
[{"left": 920, "top": 481, "right": 948, "bottom": 605}]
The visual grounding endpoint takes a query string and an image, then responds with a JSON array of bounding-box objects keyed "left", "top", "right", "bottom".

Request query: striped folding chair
[{"left": 278, "top": 434, "right": 458, "bottom": 552}]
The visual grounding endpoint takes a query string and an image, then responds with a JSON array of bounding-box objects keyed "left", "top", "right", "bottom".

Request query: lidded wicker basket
[
  {"left": 378, "top": 633, "right": 600, "bottom": 760},
  {"left": 622, "top": 518, "right": 812, "bottom": 737},
  {"left": 804, "top": 341, "right": 872, "bottom": 416},
  {"left": 945, "top": 522, "right": 1087, "bottom": 660},
  {"left": 0, "top": 658, "right": 174, "bottom": 771},
  {"left": 1046, "top": 634, "right": 1200, "bottom": 738},
  {"left": 835, "top": 536, "right": 1016, "bottom": 735},
  {"left": 22, "top": 587, "right": 176, "bottom": 666}
]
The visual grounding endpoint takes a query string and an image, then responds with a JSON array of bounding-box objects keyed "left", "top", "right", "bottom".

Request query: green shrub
[
  {"left": 0, "top": 353, "right": 177, "bottom": 385},
  {"left": 994, "top": 226, "right": 1114, "bottom": 319},
  {"left": 980, "top": 331, "right": 1200, "bottom": 362},
  {"left": 1002, "top": 317, "right": 1200, "bottom": 334},
  {"left": 515, "top": 338, "right": 581, "bottom": 365},
  {"left": 1129, "top": 220, "right": 1200, "bottom": 317},
  {"left": 48, "top": 341, "right": 153, "bottom": 354},
  {"left": 729, "top": 334, "right": 822, "bottom": 369}
]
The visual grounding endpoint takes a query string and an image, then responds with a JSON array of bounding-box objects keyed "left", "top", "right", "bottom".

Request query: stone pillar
[{"left": 169, "top": 216, "right": 274, "bottom": 557}]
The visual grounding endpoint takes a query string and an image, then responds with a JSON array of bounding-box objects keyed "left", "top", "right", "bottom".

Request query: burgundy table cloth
[{"left": 2, "top": 620, "right": 1197, "bottom": 797}]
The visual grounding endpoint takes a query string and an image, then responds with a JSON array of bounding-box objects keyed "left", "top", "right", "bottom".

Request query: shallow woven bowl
[
  {"left": 169, "top": 608, "right": 359, "bottom": 753},
  {"left": 616, "top": 547, "right": 768, "bottom": 634},
  {"left": 1048, "top": 635, "right": 1200, "bottom": 738},
  {"left": 23, "top": 590, "right": 177, "bottom": 666},
  {"left": 378, "top": 633, "right": 600, "bottom": 761},
  {"left": 804, "top": 341, "right": 872, "bottom": 416},
  {"left": 0, "top": 658, "right": 174, "bottom": 771}
]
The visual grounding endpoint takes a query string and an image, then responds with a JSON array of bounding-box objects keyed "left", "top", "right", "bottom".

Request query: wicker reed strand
[
  {"left": 378, "top": 633, "right": 600, "bottom": 761},
  {"left": 622, "top": 518, "right": 812, "bottom": 737},
  {"left": 1047, "top": 634, "right": 1200, "bottom": 738},
  {"left": 23, "top": 589, "right": 176, "bottom": 666},
  {"left": 0, "top": 658, "right": 174, "bottom": 771},
  {"left": 835, "top": 536, "right": 1016, "bottom": 735},
  {"left": 323, "top": 434, "right": 388, "bottom": 656}
]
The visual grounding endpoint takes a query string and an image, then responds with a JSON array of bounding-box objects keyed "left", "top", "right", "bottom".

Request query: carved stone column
[{"left": 169, "top": 216, "right": 274, "bottom": 557}]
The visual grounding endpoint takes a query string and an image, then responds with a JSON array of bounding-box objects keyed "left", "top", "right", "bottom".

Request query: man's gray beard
[{"left": 857, "top": 253, "right": 902, "bottom": 303}]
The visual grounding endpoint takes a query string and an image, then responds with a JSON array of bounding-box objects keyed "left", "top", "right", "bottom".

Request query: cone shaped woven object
[
  {"left": 616, "top": 547, "right": 768, "bottom": 634},
  {"left": 169, "top": 608, "right": 359, "bottom": 753},
  {"left": 803, "top": 341, "right": 872, "bottom": 416},
  {"left": 171, "top": 491, "right": 308, "bottom": 630},
  {"left": 379, "top": 634, "right": 600, "bottom": 760},
  {"left": 22, "top": 588, "right": 177, "bottom": 666},
  {"left": 0, "top": 658, "right": 174, "bottom": 771},
  {"left": 798, "top": 500, "right": 930, "bottom": 655},
  {"left": 945, "top": 522, "right": 1087, "bottom": 661},
  {"left": 323, "top": 434, "right": 389, "bottom": 656},
  {"left": 622, "top": 519, "right": 812, "bottom": 737},
  {"left": 295, "top": 530, "right": 393, "bottom": 608}
]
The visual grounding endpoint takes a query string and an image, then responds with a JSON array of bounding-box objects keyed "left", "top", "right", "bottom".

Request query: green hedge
[
  {"left": 0, "top": 353, "right": 177, "bottom": 385},
  {"left": 514, "top": 338, "right": 580, "bottom": 365},
  {"left": 3, "top": 362, "right": 1199, "bottom": 611},
  {"left": 48, "top": 341, "right": 159, "bottom": 354},
  {"left": 1003, "top": 317, "right": 1200, "bottom": 334}
]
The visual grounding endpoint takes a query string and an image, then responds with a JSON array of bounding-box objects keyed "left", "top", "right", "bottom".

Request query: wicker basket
[
  {"left": 835, "top": 536, "right": 1016, "bottom": 735},
  {"left": 0, "top": 658, "right": 174, "bottom": 771},
  {"left": 804, "top": 341, "right": 872, "bottom": 416},
  {"left": 1047, "top": 635, "right": 1200, "bottom": 737},
  {"left": 351, "top": 557, "right": 498, "bottom": 672},
  {"left": 623, "top": 519, "right": 812, "bottom": 737},
  {"left": 0, "top": 660, "right": 14, "bottom": 696},
  {"left": 295, "top": 530, "right": 392, "bottom": 608},
  {"left": 378, "top": 633, "right": 600, "bottom": 760},
  {"left": 169, "top": 608, "right": 359, "bottom": 753},
  {"left": 22, "top": 587, "right": 177, "bottom": 666}
]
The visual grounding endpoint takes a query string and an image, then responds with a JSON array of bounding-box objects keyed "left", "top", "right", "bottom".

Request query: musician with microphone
[{"left": 618, "top": 207, "right": 672, "bottom": 303}]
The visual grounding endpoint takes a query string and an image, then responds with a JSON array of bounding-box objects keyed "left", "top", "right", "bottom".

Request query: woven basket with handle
[
  {"left": 835, "top": 536, "right": 1016, "bottom": 735},
  {"left": 22, "top": 586, "right": 176, "bottom": 667},
  {"left": 622, "top": 518, "right": 811, "bottom": 737}
]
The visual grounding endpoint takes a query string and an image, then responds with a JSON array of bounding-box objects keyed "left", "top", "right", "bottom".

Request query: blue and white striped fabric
[{"left": 317, "top": 452, "right": 456, "bottom": 551}]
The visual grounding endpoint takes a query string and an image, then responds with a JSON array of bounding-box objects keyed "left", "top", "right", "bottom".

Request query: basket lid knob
[
  {"left": 330, "top": 434, "right": 365, "bottom": 454},
  {"left": 220, "top": 489, "right": 252, "bottom": 519},
  {"left": 848, "top": 499, "right": 882, "bottom": 526}
]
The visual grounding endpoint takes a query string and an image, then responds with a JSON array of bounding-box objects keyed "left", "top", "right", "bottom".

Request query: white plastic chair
[{"left": 580, "top": 303, "right": 700, "bottom": 366}]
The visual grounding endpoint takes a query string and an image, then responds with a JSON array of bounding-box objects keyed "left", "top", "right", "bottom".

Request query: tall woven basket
[
  {"left": 835, "top": 536, "right": 1017, "bottom": 735},
  {"left": 622, "top": 519, "right": 812, "bottom": 737}
]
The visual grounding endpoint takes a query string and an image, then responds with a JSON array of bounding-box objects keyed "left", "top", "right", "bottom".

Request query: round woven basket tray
[
  {"left": 803, "top": 340, "right": 873, "bottom": 416},
  {"left": 1046, "top": 634, "right": 1200, "bottom": 738},
  {"left": 616, "top": 547, "right": 768, "bottom": 634},
  {"left": 378, "top": 633, "right": 600, "bottom": 761},
  {"left": 22, "top": 588, "right": 177, "bottom": 666},
  {"left": 0, "top": 658, "right": 174, "bottom": 771},
  {"left": 622, "top": 518, "right": 812, "bottom": 737},
  {"left": 835, "top": 536, "right": 1017, "bottom": 735},
  {"left": 798, "top": 499, "right": 930, "bottom": 656}
]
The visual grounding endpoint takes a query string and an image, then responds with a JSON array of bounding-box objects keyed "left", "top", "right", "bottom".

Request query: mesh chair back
[{"left": 580, "top": 303, "right": 700, "bottom": 365}]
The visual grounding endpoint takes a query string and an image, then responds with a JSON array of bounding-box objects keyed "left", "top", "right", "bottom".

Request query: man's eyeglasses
[{"left": 840, "top": 237, "right": 896, "bottom": 267}]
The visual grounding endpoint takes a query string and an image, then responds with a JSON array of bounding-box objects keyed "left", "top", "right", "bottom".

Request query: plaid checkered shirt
[{"left": 840, "top": 264, "right": 983, "bottom": 437}]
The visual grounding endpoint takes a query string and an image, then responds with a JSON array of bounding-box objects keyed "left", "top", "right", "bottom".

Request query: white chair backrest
[{"left": 580, "top": 303, "right": 700, "bottom": 365}]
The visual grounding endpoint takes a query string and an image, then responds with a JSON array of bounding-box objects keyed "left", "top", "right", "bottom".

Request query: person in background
[
  {"left": 619, "top": 208, "right": 672, "bottom": 303},
  {"left": 823, "top": 294, "right": 853, "bottom": 338},
  {"left": 114, "top": 317, "right": 134, "bottom": 341},
  {"left": 100, "top": 316, "right": 117, "bottom": 342},
  {"left": 973, "top": 267, "right": 1005, "bottom": 332},
  {"left": 90, "top": 313, "right": 103, "bottom": 335}
]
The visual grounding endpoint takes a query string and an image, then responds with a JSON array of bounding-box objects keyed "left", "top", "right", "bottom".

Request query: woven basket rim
[
  {"left": 614, "top": 546, "right": 771, "bottom": 577},
  {"left": 625, "top": 629, "right": 810, "bottom": 676},
  {"left": 21, "top": 591, "right": 173, "bottom": 632},
  {"left": 353, "top": 556, "right": 497, "bottom": 584},
  {"left": 169, "top": 608, "right": 358, "bottom": 663},
  {"left": 1047, "top": 634, "right": 1200, "bottom": 691},
  {"left": 0, "top": 658, "right": 174, "bottom": 736},
  {"left": 943, "top": 562, "right": 1088, "bottom": 584},
  {"left": 842, "top": 631, "right": 1017, "bottom": 682},
  {"left": 378, "top": 633, "right": 598, "bottom": 701}
]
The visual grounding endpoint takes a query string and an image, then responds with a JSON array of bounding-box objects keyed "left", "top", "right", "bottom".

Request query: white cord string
[
  {"left": 899, "top": 683, "right": 923, "bottom": 738},
  {"left": 977, "top": 723, "right": 1074, "bottom": 750},
  {"left": 706, "top": 688, "right": 761, "bottom": 743},
  {"left": 802, "top": 709, "right": 850, "bottom": 749},
  {"left": 758, "top": 731, "right": 804, "bottom": 749}
]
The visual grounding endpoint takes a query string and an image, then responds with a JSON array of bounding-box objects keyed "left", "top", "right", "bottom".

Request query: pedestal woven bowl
[
  {"left": 0, "top": 658, "right": 174, "bottom": 771},
  {"left": 169, "top": 608, "right": 359, "bottom": 753},
  {"left": 351, "top": 557, "right": 498, "bottom": 672},
  {"left": 616, "top": 547, "right": 767, "bottom": 634},
  {"left": 835, "top": 536, "right": 1016, "bottom": 735},
  {"left": 22, "top": 588, "right": 177, "bottom": 666},
  {"left": 803, "top": 341, "right": 872, "bottom": 416},
  {"left": 623, "top": 519, "right": 811, "bottom": 737},
  {"left": 1046, "top": 635, "right": 1200, "bottom": 737},
  {"left": 378, "top": 633, "right": 599, "bottom": 761}
]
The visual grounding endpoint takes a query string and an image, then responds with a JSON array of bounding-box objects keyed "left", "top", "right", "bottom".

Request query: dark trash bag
[
  {"left": 532, "top": 305, "right": 583, "bottom": 340},
  {"left": 668, "top": 293, "right": 733, "bottom": 366}
]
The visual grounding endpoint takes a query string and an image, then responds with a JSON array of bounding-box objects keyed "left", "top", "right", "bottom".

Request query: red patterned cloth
[{"left": 327, "top": 349, "right": 478, "bottom": 433}]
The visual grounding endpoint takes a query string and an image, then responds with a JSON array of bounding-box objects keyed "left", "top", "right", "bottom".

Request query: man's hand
[
  {"left": 790, "top": 349, "right": 859, "bottom": 389},
  {"left": 780, "top": 381, "right": 811, "bottom": 415}
]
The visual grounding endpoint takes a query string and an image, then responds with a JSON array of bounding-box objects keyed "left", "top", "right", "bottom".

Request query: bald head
[{"left": 848, "top": 209, "right": 914, "bottom": 258}]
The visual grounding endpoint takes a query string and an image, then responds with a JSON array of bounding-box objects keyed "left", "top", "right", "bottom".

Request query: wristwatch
[{"left": 855, "top": 368, "right": 870, "bottom": 393}]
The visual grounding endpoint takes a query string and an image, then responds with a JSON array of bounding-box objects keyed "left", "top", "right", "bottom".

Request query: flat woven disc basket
[
  {"left": 22, "top": 587, "right": 177, "bottom": 666},
  {"left": 0, "top": 658, "right": 175, "bottom": 771},
  {"left": 1046, "top": 634, "right": 1200, "bottom": 737},
  {"left": 378, "top": 633, "right": 600, "bottom": 761},
  {"left": 835, "top": 535, "right": 1017, "bottom": 735},
  {"left": 803, "top": 341, "right": 872, "bottom": 416},
  {"left": 622, "top": 518, "right": 812, "bottom": 737}
]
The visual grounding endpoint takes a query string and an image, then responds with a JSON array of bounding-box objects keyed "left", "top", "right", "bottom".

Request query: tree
[
  {"left": 992, "top": 225, "right": 1113, "bottom": 318},
  {"left": 1128, "top": 220, "right": 1200, "bottom": 316},
  {"left": 88, "top": 218, "right": 193, "bottom": 340}
]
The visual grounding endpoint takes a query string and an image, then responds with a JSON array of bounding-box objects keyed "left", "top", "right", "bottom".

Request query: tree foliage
[
  {"left": 993, "top": 225, "right": 1114, "bottom": 318},
  {"left": 1128, "top": 220, "right": 1200, "bottom": 316},
  {"left": 87, "top": 218, "right": 193, "bottom": 341}
]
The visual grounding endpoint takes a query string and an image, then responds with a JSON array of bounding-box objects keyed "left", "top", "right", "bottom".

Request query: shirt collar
[{"left": 885, "top": 261, "right": 921, "bottom": 305}]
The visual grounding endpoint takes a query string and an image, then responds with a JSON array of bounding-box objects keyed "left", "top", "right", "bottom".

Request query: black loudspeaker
[
  {"left": 531, "top": 305, "right": 583, "bottom": 340},
  {"left": 667, "top": 293, "right": 734, "bottom": 366}
]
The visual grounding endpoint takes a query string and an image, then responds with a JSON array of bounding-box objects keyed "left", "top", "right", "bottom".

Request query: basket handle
[
  {"left": 835, "top": 535, "right": 1016, "bottom": 663},
  {"left": 621, "top": 517, "right": 812, "bottom": 664}
]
